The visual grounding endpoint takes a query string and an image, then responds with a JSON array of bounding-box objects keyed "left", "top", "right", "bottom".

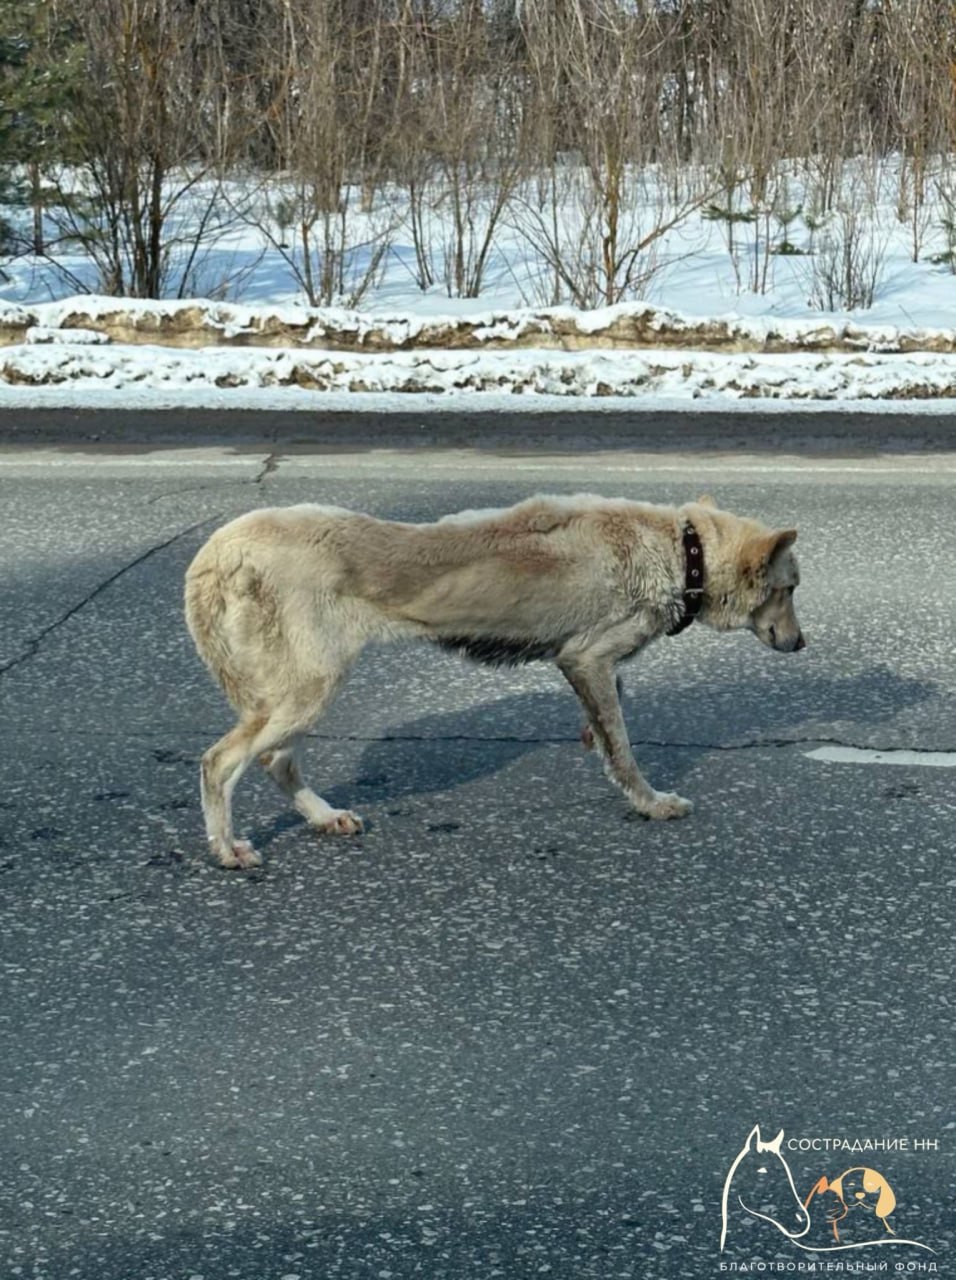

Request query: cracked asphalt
[{"left": 1, "top": 414, "right": 954, "bottom": 1279}]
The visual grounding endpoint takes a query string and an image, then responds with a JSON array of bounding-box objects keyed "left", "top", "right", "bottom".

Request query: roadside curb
[{"left": 3, "top": 296, "right": 956, "bottom": 355}]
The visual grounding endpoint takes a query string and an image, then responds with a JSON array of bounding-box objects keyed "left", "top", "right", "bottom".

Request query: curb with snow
[{"left": 2, "top": 296, "right": 956, "bottom": 404}]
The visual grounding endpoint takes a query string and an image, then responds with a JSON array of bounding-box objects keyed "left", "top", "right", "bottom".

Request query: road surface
[{"left": 1, "top": 411, "right": 953, "bottom": 1278}]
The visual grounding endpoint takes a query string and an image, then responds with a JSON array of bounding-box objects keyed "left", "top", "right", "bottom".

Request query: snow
[
  {"left": 2, "top": 340, "right": 956, "bottom": 410},
  {"left": 2, "top": 165, "right": 956, "bottom": 409},
  {"left": 4, "top": 316, "right": 956, "bottom": 408}
]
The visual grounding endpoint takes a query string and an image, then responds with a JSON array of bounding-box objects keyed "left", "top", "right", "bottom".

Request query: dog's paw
[
  {"left": 642, "top": 791, "right": 693, "bottom": 821},
  {"left": 216, "top": 838, "right": 263, "bottom": 869},
  {"left": 315, "top": 809, "right": 364, "bottom": 836}
]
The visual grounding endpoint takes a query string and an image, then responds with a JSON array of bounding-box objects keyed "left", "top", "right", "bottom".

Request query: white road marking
[
  {"left": 805, "top": 746, "right": 956, "bottom": 768},
  {"left": 1, "top": 450, "right": 954, "bottom": 477}
]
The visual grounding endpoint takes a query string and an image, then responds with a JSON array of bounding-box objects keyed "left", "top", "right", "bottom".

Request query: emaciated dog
[{"left": 185, "top": 493, "right": 804, "bottom": 867}]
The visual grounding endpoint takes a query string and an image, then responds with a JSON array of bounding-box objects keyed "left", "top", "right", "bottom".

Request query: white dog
[{"left": 185, "top": 494, "right": 804, "bottom": 867}]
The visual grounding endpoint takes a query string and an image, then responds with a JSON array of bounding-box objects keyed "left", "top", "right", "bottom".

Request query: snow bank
[
  {"left": 4, "top": 340, "right": 956, "bottom": 403},
  {"left": 3, "top": 296, "right": 956, "bottom": 355}
]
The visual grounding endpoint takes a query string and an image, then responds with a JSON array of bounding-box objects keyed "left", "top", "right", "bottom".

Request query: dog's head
[
  {"left": 690, "top": 498, "right": 805, "bottom": 652},
  {"left": 829, "top": 1167, "right": 896, "bottom": 1221},
  {"left": 747, "top": 527, "right": 805, "bottom": 653}
]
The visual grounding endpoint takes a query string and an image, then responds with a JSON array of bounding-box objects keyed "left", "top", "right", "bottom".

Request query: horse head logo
[{"left": 720, "top": 1125, "right": 811, "bottom": 1251}]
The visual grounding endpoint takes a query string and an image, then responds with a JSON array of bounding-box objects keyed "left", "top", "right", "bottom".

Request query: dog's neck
[{"left": 666, "top": 521, "right": 705, "bottom": 636}]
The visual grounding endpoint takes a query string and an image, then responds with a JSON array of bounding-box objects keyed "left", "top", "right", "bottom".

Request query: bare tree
[
  {"left": 45, "top": 0, "right": 253, "bottom": 297},
  {"left": 7, "top": 0, "right": 956, "bottom": 307},
  {"left": 513, "top": 0, "right": 714, "bottom": 307},
  {"left": 248, "top": 0, "right": 404, "bottom": 306},
  {"left": 881, "top": 0, "right": 954, "bottom": 262}
]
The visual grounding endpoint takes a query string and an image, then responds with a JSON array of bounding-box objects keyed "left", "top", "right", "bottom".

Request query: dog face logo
[
  {"left": 833, "top": 1166, "right": 896, "bottom": 1219},
  {"left": 807, "top": 1166, "right": 899, "bottom": 1242},
  {"left": 720, "top": 1128, "right": 933, "bottom": 1256}
]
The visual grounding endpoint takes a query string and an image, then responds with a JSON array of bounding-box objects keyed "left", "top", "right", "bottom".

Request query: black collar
[{"left": 666, "top": 521, "right": 704, "bottom": 637}]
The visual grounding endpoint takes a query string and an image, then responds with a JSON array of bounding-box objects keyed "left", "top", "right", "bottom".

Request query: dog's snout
[{"left": 795, "top": 631, "right": 806, "bottom": 651}]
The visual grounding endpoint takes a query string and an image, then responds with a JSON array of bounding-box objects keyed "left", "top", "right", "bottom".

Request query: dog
[
  {"left": 827, "top": 1167, "right": 899, "bottom": 1241},
  {"left": 804, "top": 1167, "right": 900, "bottom": 1243},
  {"left": 184, "top": 493, "right": 804, "bottom": 868}
]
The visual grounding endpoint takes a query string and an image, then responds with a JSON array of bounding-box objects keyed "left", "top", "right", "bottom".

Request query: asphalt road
[{"left": 1, "top": 412, "right": 954, "bottom": 1279}]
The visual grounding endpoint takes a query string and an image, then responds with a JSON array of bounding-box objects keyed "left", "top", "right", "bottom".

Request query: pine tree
[{"left": 0, "top": 0, "right": 83, "bottom": 255}]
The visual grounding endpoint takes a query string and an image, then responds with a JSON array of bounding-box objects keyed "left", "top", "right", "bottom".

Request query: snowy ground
[
  {"left": 5, "top": 328, "right": 956, "bottom": 411},
  {"left": 2, "top": 166, "right": 956, "bottom": 408}
]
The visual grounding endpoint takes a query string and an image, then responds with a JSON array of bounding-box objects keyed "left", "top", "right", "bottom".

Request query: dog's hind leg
[
  {"left": 559, "top": 655, "right": 692, "bottom": 820},
  {"left": 200, "top": 714, "right": 273, "bottom": 868},
  {"left": 201, "top": 680, "right": 357, "bottom": 867},
  {"left": 259, "top": 738, "right": 364, "bottom": 837}
]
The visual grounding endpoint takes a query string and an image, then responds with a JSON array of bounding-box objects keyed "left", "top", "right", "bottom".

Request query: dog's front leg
[{"left": 558, "top": 655, "right": 692, "bottom": 820}]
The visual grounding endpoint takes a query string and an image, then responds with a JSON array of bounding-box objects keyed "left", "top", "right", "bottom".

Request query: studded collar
[{"left": 666, "top": 521, "right": 705, "bottom": 637}]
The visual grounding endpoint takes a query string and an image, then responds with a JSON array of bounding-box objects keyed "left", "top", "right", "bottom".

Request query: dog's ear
[
  {"left": 744, "top": 527, "right": 798, "bottom": 576},
  {"left": 865, "top": 1168, "right": 896, "bottom": 1219},
  {"left": 770, "top": 528, "right": 798, "bottom": 557},
  {"left": 758, "top": 528, "right": 797, "bottom": 563},
  {"left": 696, "top": 494, "right": 717, "bottom": 508}
]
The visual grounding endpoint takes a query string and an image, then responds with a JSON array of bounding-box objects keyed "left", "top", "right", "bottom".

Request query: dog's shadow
[{"left": 250, "top": 665, "right": 936, "bottom": 847}]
